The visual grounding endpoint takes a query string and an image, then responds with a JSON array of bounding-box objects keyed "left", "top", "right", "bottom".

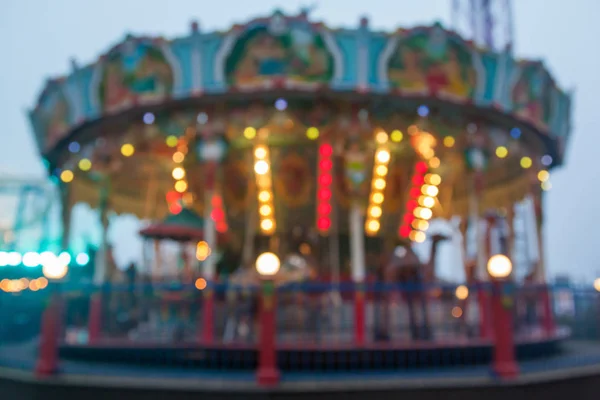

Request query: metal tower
[{"left": 451, "top": 0, "right": 514, "bottom": 51}]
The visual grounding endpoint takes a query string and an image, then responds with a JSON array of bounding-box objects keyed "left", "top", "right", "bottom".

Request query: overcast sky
[{"left": 0, "top": 0, "right": 598, "bottom": 282}]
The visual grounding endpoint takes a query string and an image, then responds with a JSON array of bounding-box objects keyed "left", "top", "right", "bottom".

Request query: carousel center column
[{"left": 197, "top": 118, "right": 229, "bottom": 344}]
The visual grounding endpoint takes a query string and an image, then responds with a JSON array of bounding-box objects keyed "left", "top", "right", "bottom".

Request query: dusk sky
[{"left": 0, "top": 0, "right": 598, "bottom": 282}]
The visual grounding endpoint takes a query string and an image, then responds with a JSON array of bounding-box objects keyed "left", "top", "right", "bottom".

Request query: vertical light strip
[
  {"left": 316, "top": 142, "right": 333, "bottom": 235},
  {"left": 365, "top": 143, "right": 391, "bottom": 236},
  {"left": 253, "top": 144, "right": 276, "bottom": 235}
]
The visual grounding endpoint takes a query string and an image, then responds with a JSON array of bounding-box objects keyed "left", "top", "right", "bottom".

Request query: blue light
[
  {"left": 275, "top": 98, "right": 287, "bottom": 111},
  {"left": 541, "top": 154, "right": 553, "bottom": 166},
  {"left": 76, "top": 253, "right": 90, "bottom": 266},
  {"left": 197, "top": 112, "right": 208, "bottom": 124},
  {"left": 510, "top": 128, "right": 521, "bottom": 139},
  {"left": 143, "top": 112, "right": 155, "bottom": 125},
  {"left": 417, "top": 105, "right": 429, "bottom": 117},
  {"left": 68, "top": 142, "right": 80, "bottom": 153}
]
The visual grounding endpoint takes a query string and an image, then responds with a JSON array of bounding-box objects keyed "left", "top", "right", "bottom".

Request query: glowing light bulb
[
  {"left": 173, "top": 152, "right": 185, "bottom": 163},
  {"left": 254, "top": 146, "right": 267, "bottom": 159},
  {"left": 455, "top": 285, "right": 469, "bottom": 300},
  {"left": 60, "top": 170, "right": 74, "bottom": 183},
  {"left": 306, "top": 127, "right": 319, "bottom": 140},
  {"left": 537, "top": 170, "right": 550, "bottom": 182},
  {"left": 390, "top": 130, "right": 403, "bottom": 142},
  {"left": 376, "top": 150, "right": 391, "bottom": 163},
  {"left": 261, "top": 219, "right": 274, "bottom": 232},
  {"left": 443, "top": 136, "right": 455, "bottom": 148},
  {"left": 423, "top": 185, "right": 439, "bottom": 197},
  {"left": 367, "top": 220, "right": 380, "bottom": 232},
  {"left": 373, "top": 178, "right": 386, "bottom": 190},
  {"left": 174, "top": 180, "right": 188, "bottom": 193},
  {"left": 429, "top": 157, "right": 440, "bottom": 168},
  {"left": 254, "top": 160, "right": 269, "bottom": 175},
  {"left": 425, "top": 173, "right": 441, "bottom": 186},
  {"left": 166, "top": 135, "right": 178, "bottom": 147},
  {"left": 244, "top": 127, "right": 257, "bottom": 139},
  {"left": 121, "top": 143, "right": 135, "bottom": 157},
  {"left": 372, "top": 193, "right": 384, "bottom": 204},
  {"left": 375, "top": 165, "right": 388, "bottom": 176},
  {"left": 496, "top": 146, "right": 508, "bottom": 159},
  {"left": 375, "top": 131, "right": 388, "bottom": 144},
  {"left": 78, "top": 158, "right": 92, "bottom": 171},
  {"left": 520, "top": 156, "right": 532, "bottom": 169},
  {"left": 172, "top": 167, "right": 186, "bottom": 180},
  {"left": 258, "top": 191, "right": 271, "bottom": 202},
  {"left": 259, "top": 205, "right": 272, "bottom": 216},
  {"left": 369, "top": 206, "right": 382, "bottom": 218}
]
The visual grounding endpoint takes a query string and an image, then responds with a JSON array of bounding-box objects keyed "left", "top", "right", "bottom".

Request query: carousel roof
[{"left": 139, "top": 207, "right": 205, "bottom": 241}]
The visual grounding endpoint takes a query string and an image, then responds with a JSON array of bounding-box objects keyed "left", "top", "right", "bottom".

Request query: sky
[{"left": 0, "top": 0, "right": 598, "bottom": 282}]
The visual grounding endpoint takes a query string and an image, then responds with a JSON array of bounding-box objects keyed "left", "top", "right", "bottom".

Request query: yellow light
[
  {"left": 121, "top": 143, "right": 135, "bottom": 157},
  {"left": 60, "top": 170, "right": 74, "bottom": 183},
  {"left": 414, "top": 207, "right": 433, "bottom": 220},
  {"left": 172, "top": 167, "right": 186, "bottom": 180},
  {"left": 487, "top": 254, "right": 513, "bottom": 279},
  {"left": 196, "top": 241, "right": 211, "bottom": 261},
  {"left": 443, "top": 136, "right": 455, "bottom": 148},
  {"left": 254, "top": 147, "right": 268, "bottom": 160},
  {"left": 372, "top": 193, "right": 384, "bottom": 204},
  {"left": 254, "top": 160, "right": 270, "bottom": 175},
  {"left": 419, "top": 196, "right": 435, "bottom": 208},
  {"left": 594, "top": 278, "right": 600, "bottom": 292},
  {"left": 520, "top": 156, "right": 532, "bottom": 169},
  {"left": 455, "top": 285, "right": 469, "bottom": 300},
  {"left": 390, "top": 130, "right": 403, "bottom": 142},
  {"left": 541, "top": 181, "right": 552, "bottom": 191},
  {"left": 173, "top": 151, "right": 185, "bottom": 163},
  {"left": 306, "top": 127, "right": 320, "bottom": 140},
  {"left": 258, "top": 191, "right": 271, "bottom": 202},
  {"left": 174, "top": 180, "right": 188, "bottom": 193},
  {"left": 537, "top": 170, "right": 550, "bottom": 182},
  {"left": 373, "top": 178, "right": 386, "bottom": 190},
  {"left": 369, "top": 206, "right": 382, "bottom": 218},
  {"left": 376, "top": 150, "right": 391, "bottom": 164},
  {"left": 259, "top": 205, "right": 272, "bottom": 216},
  {"left": 244, "top": 127, "right": 257, "bottom": 139},
  {"left": 166, "top": 135, "right": 178, "bottom": 147},
  {"left": 423, "top": 185, "right": 439, "bottom": 197},
  {"left": 375, "top": 131, "right": 388, "bottom": 144},
  {"left": 260, "top": 219, "right": 274, "bottom": 232},
  {"left": 375, "top": 165, "right": 388, "bottom": 176},
  {"left": 496, "top": 146, "right": 508, "bottom": 159},
  {"left": 425, "top": 173, "right": 441, "bottom": 186},
  {"left": 410, "top": 230, "right": 426, "bottom": 243},
  {"left": 195, "top": 278, "right": 207, "bottom": 290},
  {"left": 255, "top": 252, "right": 281, "bottom": 276},
  {"left": 452, "top": 306, "right": 463, "bottom": 318},
  {"left": 422, "top": 148, "right": 435, "bottom": 160},
  {"left": 37, "top": 277, "right": 48, "bottom": 289},
  {"left": 429, "top": 157, "right": 441, "bottom": 168},
  {"left": 412, "top": 219, "right": 429, "bottom": 231},
  {"left": 78, "top": 158, "right": 92, "bottom": 171},
  {"left": 366, "top": 220, "right": 380, "bottom": 232},
  {"left": 182, "top": 192, "right": 195, "bottom": 205}
]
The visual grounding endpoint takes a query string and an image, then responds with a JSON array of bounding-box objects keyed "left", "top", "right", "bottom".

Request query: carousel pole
[{"left": 59, "top": 182, "right": 72, "bottom": 251}]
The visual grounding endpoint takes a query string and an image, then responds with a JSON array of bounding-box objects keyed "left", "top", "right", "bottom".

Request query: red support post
[
  {"left": 201, "top": 287, "right": 214, "bottom": 344},
  {"left": 88, "top": 292, "right": 102, "bottom": 343},
  {"left": 256, "top": 279, "right": 279, "bottom": 386},
  {"left": 36, "top": 288, "right": 62, "bottom": 376},
  {"left": 478, "top": 284, "right": 493, "bottom": 339},
  {"left": 354, "top": 283, "right": 366, "bottom": 346},
  {"left": 541, "top": 285, "right": 555, "bottom": 336},
  {"left": 490, "top": 280, "right": 518, "bottom": 378}
]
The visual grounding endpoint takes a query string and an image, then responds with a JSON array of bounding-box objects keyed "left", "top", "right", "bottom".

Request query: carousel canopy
[{"left": 139, "top": 207, "right": 205, "bottom": 242}]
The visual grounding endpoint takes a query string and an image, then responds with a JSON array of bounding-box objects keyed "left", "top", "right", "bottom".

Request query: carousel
[{"left": 29, "top": 10, "right": 572, "bottom": 376}]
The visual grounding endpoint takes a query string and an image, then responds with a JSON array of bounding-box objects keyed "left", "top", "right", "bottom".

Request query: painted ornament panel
[
  {"left": 511, "top": 62, "right": 553, "bottom": 128},
  {"left": 37, "top": 87, "right": 72, "bottom": 151}
]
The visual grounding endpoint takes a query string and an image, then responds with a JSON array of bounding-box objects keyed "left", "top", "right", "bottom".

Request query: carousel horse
[
  {"left": 375, "top": 234, "right": 449, "bottom": 341},
  {"left": 223, "top": 252, "right": 318, "bottom": 342}
]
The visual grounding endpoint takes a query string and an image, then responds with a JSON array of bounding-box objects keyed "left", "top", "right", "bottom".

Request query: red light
[
  {"left": 211, "top": 209, "right": 224, "bottom": 221},
  {"left": 319, "top": 189, "right": 331, "bottom": 200},
  {"left": 320, "top": 159, "right": 333, "bottom": 170},
  {"left": 318, "top": 218, "right": 331, "bottom": 230},
  {"left": 412, "top": 175, "right": 425, "bottom": 185},
  {"left": 318, "top": 203, "right": 332, "bottom": 215},
  {"left": 169, "top": 203, "right": 182, "bottom": 215},
  {"left": 403, "top": 213, "right": 415, "bottom": 224},
  {"left": 416, "top": 161, "right": 428, "bottom": 174},
  {"left": 166, "top": 191, "right": 180, "bottom": 202},
  {"left": 319, "top": 174, "right": 332, "bottom": 186},
  {"left": 406, "top": 200, "right": 418, "bottom": 211},
  {"left": 320, "top": 144, "right": 333, "bottom": 157},
  {"left": 211, "top": 195, "right": 223, "bottom": 207},
  {"left": 216, "top": 223, "right": 228, "bottom": 233},
  {"left": 410, "top": 187, "right": 422, "bottom": 198},
  {"left": 399, "top": 226, "right": 411, "bottom": 237}
]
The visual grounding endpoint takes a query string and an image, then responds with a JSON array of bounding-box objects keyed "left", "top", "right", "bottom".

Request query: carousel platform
[{"left": 1, "top": 338, "right": 600, "bottom": 400}]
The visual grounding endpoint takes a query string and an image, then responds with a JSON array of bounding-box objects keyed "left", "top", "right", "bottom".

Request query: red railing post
[
  {"left": 256, "top": 278, "right": 279, "bottom": 386},
  {"left": 36, "top": 285, "right": 62, "bottom": 376},
  {"left": 490, "top": 280, "right": 518, "bottom": 378},
  {"left": 540, "top": 284, "right": 556, "bottom": 336},
  {"left": 201, "top": 285, "right": 214, "bottom": 344},
  {"left": 354, "top": 282, "right": 366, "bottom": 346},
  {"left": 88, "top": 288, "right": 103, "bottom": 343}
]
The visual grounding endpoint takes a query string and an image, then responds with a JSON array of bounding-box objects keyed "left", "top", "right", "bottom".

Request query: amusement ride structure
[{"left": 1, "top": 2, "right": 581, "bottom": 393}]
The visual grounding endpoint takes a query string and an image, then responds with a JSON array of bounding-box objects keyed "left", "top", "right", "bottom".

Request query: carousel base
[{"left": 59, "top": 330, "right": 569, "bottom": 372}]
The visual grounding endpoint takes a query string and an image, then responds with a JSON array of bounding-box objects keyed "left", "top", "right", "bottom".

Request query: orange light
[{"left": 195, "top": 278, "right": 207, "bottom": 290}]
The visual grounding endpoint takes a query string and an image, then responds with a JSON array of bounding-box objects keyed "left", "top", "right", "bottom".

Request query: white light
[
  {"left": 42, "top": 254, "right": 69, "bottom": 280},
  {"left": 254, "top": 160, "right": 270, "bottom": 175},
  {"left": 7, "top": 252, "right": 21, "bottom": 266},
  {"left": 76, "top": 253, "right": 90, "bottom": 266},
  {"left": 0, "top": 251, "right": 8, "bottom": 266},
  {"left": 58, "top": 252, "right": 72, "bottom": 265},
  {"left": 376, "top": 150, "right": 391, "bottom": 164},
  {"left": 40, "top": 251, "right": 55, "bottom": 265},
  {"left": 487, "top": 254, "right": 513, "bottom": 279},
  {"left": 255, "top": 252, "right": 281, "bottom": 277},
  {"left": 23, "top": 252, "right": 40, "bottom": 267}
]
